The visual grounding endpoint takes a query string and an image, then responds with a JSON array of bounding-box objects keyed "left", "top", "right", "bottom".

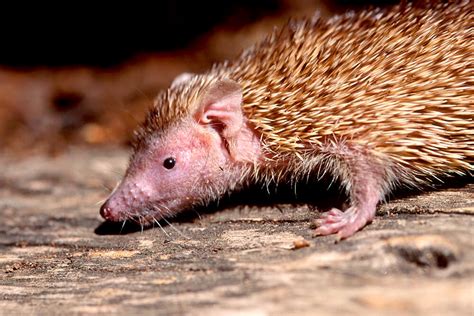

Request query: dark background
[
  {"left": 0, "top": 1, "right": 396, "bottom": 67},
  {"left": 0, "top": 0, "right": 398, "bottom": 152}
]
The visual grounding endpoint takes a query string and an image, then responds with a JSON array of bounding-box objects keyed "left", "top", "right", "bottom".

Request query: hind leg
[{"left": 313, "top": 151, "right": 385, "bottom": 239}]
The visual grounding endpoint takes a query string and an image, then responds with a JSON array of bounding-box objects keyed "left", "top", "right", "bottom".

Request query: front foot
[{"left": 313, "top": 206, "right": 375, "bottom": 240}]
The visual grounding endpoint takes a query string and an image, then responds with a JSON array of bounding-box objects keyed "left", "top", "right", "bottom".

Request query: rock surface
[{"left": 0, "top": 147, "right": 472, "bottom": 315}]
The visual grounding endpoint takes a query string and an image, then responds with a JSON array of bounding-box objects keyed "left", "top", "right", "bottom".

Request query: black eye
[{"left": 163, "top": 157, "right": 176, "bottom": 169}]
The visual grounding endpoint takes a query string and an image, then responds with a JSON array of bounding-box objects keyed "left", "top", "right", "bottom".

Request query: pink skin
[
  {"left": 313, "top": 176, "right": 380, "bottom": 239},
  {"left": 100, "top": 80, "right": 262, "bottom": 225},
  {"left": 101, "top": 121, "right": 233, "bottom": 223},
  {"left": 314, "top": 151, "right": 384, "bottom": 239},
  {"left": 100, "top": 78, "right": 383, "bottom": 239}
]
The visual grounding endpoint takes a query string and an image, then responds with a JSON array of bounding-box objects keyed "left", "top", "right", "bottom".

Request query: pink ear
[
  {"left": 195, "top": 79, "right": 262, "bottom": 162},
  {"left": 195, "top": 79, "right": 244, "bottom": 139}
]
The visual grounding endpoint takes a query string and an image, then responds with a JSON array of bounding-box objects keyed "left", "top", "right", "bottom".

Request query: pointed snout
[
  {"left": 99, "top": 195, "right": 133, "bottom": 222},
  {"left": 99, "top": 177, "right": 154, "bottom": 222},
  {"left": 99, "top": 197, "right": 125, "bottom": 222},
  {"left": 99, "top": 200, "right": 113, "bottom": 220}
]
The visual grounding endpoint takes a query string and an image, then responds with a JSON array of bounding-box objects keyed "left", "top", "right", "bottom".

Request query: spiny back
[
  {"left": 138, "top": 1, "right": 473, "bottom": 175},
  {"left": 226, "top": 0, "right": 473, "bottom": 172}
]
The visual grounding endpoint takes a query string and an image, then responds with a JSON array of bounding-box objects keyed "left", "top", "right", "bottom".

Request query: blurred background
[{"left": 0, "top": 0, "right": 396, "bottom": 154}]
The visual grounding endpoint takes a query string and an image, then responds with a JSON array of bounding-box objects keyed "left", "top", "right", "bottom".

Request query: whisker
[
  {"left": 193, "top": 209, "right": 202, "bottom": 221},
  {"left": 109, "top": 181, "right": 121, "bottom": 195},
  {"left": 120, "top": 219, "right": 127, "bottom": 234},
  {"left": 152, "top": 216, "right": 171, "bottom": 238},
  {"left": 144, "top": 207, "right": 172, "bottom": 240},
  {"left": 161, "top": 216, "right": 190, "bottom": 240},
  {"left": 153, "top": 204, "right": 170, "bottom": 219},
  {"left": 152, "top": 205, "right": 175, "bottom": 239},
  {"left": 137, "top": 215, "right": 144, "bottom": 233},
  {"left": 101, "top": 184, "right": 113, "bottom": 193},
  {"left": 134, "top": 88, "right": 155, "bottom": 105},
  {"left": 95, "top": 197, "right": 108, "bottom": 206},
  {"left": 158, "top": 205, "right": 190, "bottom": 239}
]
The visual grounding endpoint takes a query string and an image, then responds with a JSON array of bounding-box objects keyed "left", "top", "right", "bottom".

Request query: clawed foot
[{"left": 313, "top": 206, "right": 375, "bottom": 240}]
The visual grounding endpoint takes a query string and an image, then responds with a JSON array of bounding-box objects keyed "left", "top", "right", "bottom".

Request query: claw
[{"left": 313, "top": 205, "right": 375, "bottom": 239}]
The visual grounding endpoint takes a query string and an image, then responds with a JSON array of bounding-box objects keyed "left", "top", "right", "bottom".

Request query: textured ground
[{"left": 0, "top": 147, "right": 473, "bottom": 316}]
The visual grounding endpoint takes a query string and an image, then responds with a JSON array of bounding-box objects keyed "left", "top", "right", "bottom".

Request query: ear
[{"left": 194, "top": 79, "right": 244, "bottom": 140}]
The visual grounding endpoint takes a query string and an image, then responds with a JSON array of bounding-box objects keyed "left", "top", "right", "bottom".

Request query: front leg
[{"left": 314, "top": 149, "right": 387, "bottom": 239}]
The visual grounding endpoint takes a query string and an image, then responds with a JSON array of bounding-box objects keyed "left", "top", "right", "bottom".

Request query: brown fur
[{"left": 136, "top": 0, "right": 473, "bottom": 194}]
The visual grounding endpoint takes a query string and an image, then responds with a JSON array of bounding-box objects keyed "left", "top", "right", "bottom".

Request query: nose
[{"left": 100, "top": 201, "right": 113, "bottom": 220}]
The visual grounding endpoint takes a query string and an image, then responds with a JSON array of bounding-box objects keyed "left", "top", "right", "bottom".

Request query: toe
[
  {"left": 314, "top": 223, "right": 342, "bottom": 236},
  {"left": 336, "top": 216, "right": 367, "bottom": 239}
]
